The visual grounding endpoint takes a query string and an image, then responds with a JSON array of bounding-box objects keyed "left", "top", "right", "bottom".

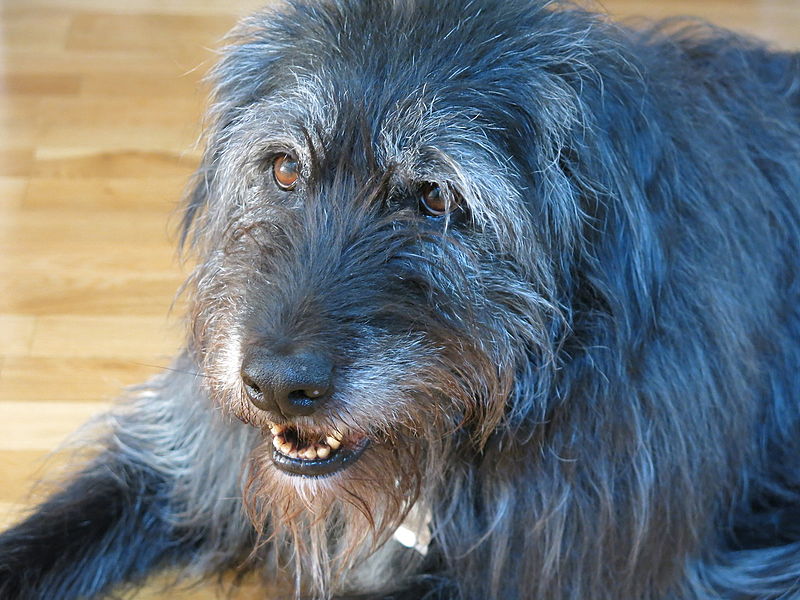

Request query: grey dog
[{"left": 2, "top": 0, "right": 800, "bottom": 598}]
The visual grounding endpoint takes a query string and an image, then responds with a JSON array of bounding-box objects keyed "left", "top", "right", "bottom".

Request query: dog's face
[{"left": 182, "top": 0, "right": 598, "bottom": 578}]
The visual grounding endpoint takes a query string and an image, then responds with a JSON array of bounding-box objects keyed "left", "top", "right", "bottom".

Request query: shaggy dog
[{"left": 1, "top": 0, "right": 800, "bottom": 598}]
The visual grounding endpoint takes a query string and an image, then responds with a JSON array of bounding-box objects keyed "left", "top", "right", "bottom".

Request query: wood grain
[{"left": 1, "top": 0, "right": 797, "bottom": 597}]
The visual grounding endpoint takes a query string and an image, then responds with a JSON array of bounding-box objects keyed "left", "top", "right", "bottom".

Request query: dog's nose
[{"left": 240, "top": 347, "right": 334, "bottom": 418}]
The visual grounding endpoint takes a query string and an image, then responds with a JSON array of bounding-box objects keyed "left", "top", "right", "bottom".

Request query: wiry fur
[{"left": 2, "top": 0, "right": 800, "bottom": 599}]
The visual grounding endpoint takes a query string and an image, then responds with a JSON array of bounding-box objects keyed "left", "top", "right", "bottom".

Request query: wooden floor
[{"left": 0, "top": 0, "right": 797, "bottom": 598}]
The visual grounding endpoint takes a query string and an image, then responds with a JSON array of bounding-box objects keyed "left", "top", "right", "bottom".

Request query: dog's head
[{"left": 180, "top": 0, "right": 651, "bottom": 590}]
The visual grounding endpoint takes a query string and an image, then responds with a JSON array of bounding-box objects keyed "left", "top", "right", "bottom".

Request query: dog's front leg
[
  {"left": 0, "top": 449, "right": 187, "bottom": 599},
  {"left": 0, "top": 357, "right": 258, "bottom": 599}
]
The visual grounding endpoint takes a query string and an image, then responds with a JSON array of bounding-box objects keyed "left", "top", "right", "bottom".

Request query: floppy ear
[
  {"left": 560, "top": 21, "right": 799, "bottom": 334},
  {"left": 180, "top": 154, "right": 215, "bottom": 250}
]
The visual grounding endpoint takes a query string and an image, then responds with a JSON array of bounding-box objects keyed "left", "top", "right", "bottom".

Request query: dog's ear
[{"left": 180, "top": 154, "right": 214, "bottom": 251}]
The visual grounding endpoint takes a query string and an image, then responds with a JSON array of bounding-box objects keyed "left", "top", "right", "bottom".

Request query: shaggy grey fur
[{"left": 1, "top": 1, "right": 800, "bottom": 599}]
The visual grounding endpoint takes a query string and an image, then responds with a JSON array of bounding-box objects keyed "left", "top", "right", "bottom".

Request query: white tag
[{"left": 392, "top": 503, "right": 432, "bottom": 556}]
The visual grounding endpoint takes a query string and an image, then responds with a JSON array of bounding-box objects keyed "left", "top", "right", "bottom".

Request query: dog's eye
[
  {"left": 419, "top": 182, "right": 460, "bottom": 217},
  {"left": 272, "top": 154, "right": 299, "bottom": 191}
]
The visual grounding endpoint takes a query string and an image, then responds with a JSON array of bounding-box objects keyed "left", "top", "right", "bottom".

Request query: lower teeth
[{"left": 272, "top": 430, "right": 339, "bottom": 460}]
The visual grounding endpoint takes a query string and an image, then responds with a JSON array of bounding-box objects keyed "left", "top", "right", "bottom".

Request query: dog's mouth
[{"left": 269, "top": 422, "right": 369, "bottom": 477}]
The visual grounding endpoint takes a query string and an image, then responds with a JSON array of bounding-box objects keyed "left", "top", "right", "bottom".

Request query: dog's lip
[{"left": 271, "top": 436, "right": 369, "bottom": 477}]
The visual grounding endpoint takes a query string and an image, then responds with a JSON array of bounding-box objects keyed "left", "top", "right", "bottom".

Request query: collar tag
[{"left": 392, "top": 503, "right": 432, "bottom": 556}]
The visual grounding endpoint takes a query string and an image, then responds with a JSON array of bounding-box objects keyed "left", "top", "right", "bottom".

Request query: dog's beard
[
  {"left": 197, "top": 325, "right": 484, "bottom": 597},
  {"left": 194, "top": 311, "right": 454, "bottom": 596},
  {"left": 242, "top": 425, "right": 443, "bottom": 597}
]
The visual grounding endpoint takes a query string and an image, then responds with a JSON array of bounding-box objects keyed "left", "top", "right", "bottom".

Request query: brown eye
[
  {"left": 272, "top": 153, "right": 299, "bottom": 190},
  {"left": 419, "top": 182, "right": 459, "bottom": 217}
]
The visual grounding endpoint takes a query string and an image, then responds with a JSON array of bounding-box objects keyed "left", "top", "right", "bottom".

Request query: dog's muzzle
[{"left": 241, "top": 344, "right": 368, "bottom": 476}]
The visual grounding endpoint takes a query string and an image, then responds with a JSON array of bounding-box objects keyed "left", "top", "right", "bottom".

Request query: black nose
[{"left": 240, "top": 346, "right": 334, "bottom": 418}]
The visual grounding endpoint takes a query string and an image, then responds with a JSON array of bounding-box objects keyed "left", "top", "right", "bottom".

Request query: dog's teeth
[{"left": 270, "top": 425, "right": 341, "bottom": 460}]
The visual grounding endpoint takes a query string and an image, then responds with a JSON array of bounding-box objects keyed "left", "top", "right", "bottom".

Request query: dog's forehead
[
  {"left": 219, "top": 0, "right": 561, "bottom": 173},
  {"left": 245, "top": 75, "right": 488, "bottom": 172}
]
